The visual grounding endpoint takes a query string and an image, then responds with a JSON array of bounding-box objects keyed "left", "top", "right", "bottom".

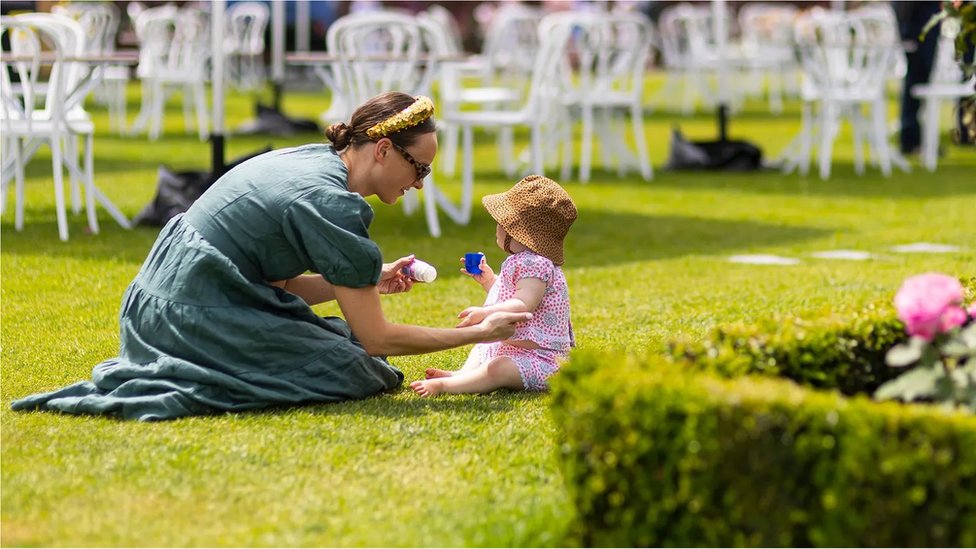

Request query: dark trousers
[{"left": 899, "top": 35, "right": 940, "bottom": 153}]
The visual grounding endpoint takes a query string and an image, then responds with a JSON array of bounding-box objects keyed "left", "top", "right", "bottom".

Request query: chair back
[
  {"left": 326, "top": 11, "right": 431, "bottom": 110},
  {"left": 794, "top": 11, "right": 892, "bottom": 101},
  {"left": 738, "top": 3, "right": 796, "bottom": 65},
  {"left": 135, "top": 6, "right": 210, "bottom": 80},
  {"left": 226, "top": 1, "right": 269, "bottom": 56},
  {"left": 658, "top": 3, "right": 716, "bottom": 70},
  {"left": 930, "top": 18, "right": 967, "bottom": 85},
  {"left": 0, "top": 16, "right": 71, "bottom": 132},
  {"left": 478, "top": 3, "right": 543, "bottom": 90},
  {"left": 543, "top": 12, "right": 654, "bottom": 103},
  {"left": 52, "top": 1, "right": 120, "bottom": 56}
]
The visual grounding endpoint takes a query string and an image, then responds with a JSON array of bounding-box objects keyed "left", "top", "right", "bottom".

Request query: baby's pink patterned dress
[{"left": 469, "top": 250, "right": 574, "bottom": 390}]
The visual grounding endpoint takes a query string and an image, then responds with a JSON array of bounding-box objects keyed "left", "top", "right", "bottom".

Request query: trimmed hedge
[
  {"left": 668, "top": 278, "right": 976, "bottom": 396},
  {"left": 552, "top": 351, "right": 976, "bottom": 547},
  {"left": 667, "top": 304, "right": 907, "bottom": 395}
]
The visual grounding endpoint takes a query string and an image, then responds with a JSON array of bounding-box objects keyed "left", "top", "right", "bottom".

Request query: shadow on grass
[
  {"left": 372, "top": 205, "right": 828, "bottom": 269},
  {"left": 247, "top": 389, "right": 542, "bottom": 420},
  {"left": 2, "top": 204, "right": 828, "bottom": 267}
]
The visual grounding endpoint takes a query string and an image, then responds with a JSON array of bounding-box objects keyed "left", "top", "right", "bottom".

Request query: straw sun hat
[{"left": 482, "top": 175, "right": 578, "bottom": 266}]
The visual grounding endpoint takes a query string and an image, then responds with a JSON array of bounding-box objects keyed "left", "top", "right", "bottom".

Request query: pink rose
[
  {"left": 969, "top": 302, "right": 976, "bottom": 319},
  {"left": 893, "top": 273, "right": 964, "bottom": 341}
]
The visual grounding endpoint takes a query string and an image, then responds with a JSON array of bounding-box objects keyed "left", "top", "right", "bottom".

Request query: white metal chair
[
  {"left": 912, "top": 19, "right": 975, "bottom": 172},
  {"left": 52, "top": 1, "right": 128, "bottom": 133},
  {"left": 130, "top": 6, "right": 210, "bottom": 141},
  {"left": 319, "top": 11, "right": 434, "bottom": 126},
  {"left": 656, "top": 3, "right": 719, "bottom": 114},
  {"left": 1, "top": 15, "right": 96, "bottom": 240},
  {"left": 737, "top": 3, "right": 799, "bottom": 114},
  {"left": 786, "top": 11, "right": 902, "bottom": 179},
  {"left": 436, "top": 19, "right": 574, "bottom": 227},
  {"left": 225, "top": 1, "right": 269, "bottom": 91},
  {"left": 542, "top": 11, "right": 655, "bottom": 182}
]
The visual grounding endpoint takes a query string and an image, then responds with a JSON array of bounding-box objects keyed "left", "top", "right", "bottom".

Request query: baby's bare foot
[
  {"left": 410, "top": 379, "right": 444, "bottom": 397},
  {"left": 425, "top": 368, "right": 453, "bottom": 379}
]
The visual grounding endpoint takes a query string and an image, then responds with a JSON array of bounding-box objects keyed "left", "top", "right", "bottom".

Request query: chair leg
[
  {"left": 796, "top": 101, "right": 814, "bottom": 177},
  {"left": 149, "top": 81, "right": 164, "bottom": 141},
  {"left": 67, "top": 135, "right": 82, "bottom": 214},
  {"left": 631, "top": 102, "right": 653, "bottom": 181},
  {"left": 50, "top": 136, "right": 69, "bottom": 241},
  {"left": 14, "top": 138, "right": 25, "bottom": 231},
  {"left": 818, "top": 102, "right": 837, "bottom": 180},
  {"left": 580, "top": 103, "right": 593, "bottom": 183},
  {"left": 441, "top": 121, "right": 459, "bottom": 177},
  {"left": 195, "top": 82, "right": 209, "bottom": 141},
  {"left": 183, "top": 84, "right": 194, "bottom": 134},
  {"left": 422, "top": 173, "right": 442, "bottom": 238},
  {"left": 84, "top": 132, "right": 99, "bottom": 234},
  {"left": 530, "top": 124, "right": 544, "bottom": 176},
  {"left": 871, "top": 98, "right": 892, "bottom": 177},
  {"left": 921, "top": 97, "right": 940, "bottom": 172},
  {"left": 850, "top": 106, "right": 865, "bottom": 176}
]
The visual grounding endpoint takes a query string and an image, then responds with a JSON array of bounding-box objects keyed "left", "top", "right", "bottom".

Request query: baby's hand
[
  {"left": 458, "top": 254, "right": 495, "bottom": 290},
  {"left": 456, "top": 306, "right": 491, "bottom": 328}
]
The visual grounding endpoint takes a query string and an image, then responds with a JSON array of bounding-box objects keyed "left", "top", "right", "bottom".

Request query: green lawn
[{"left": 2, "top": 80, "right": 975, "bottom": 547}]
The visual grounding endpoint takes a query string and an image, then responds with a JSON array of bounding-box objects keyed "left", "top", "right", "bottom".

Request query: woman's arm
[
  {"left": 269, "top": 274, "right": 336, "bottom": 305},
  {"left": 333, "top": 285, "right": 531, "bottom": 356},
  {"left": 270, "top": 255, "right": 418, "bottom": 306}
]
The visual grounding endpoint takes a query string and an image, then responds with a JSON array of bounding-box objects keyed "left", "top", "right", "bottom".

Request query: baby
[{"left": 411, "top": 175, "right": 577, "bottom": 396}]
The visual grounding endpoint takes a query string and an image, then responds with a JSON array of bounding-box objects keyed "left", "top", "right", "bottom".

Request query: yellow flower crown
[{"left": 365, "top": 96, "right": 435, "bottom": 139}]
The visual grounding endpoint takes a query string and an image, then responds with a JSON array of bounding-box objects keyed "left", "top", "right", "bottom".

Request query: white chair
[
  {"left": 656, "top": 3, "right": 719, "bottom": 114},
  {"left": 1, "top": 15, "right": 96, "bottom": 240},
  {"left": 737, "top": 3, "right": 798, "bottom": 114},
  {"left": 52, "top": 1, "right": 128, "bottom": 133},
  {"left": 436, "top": 19, "right": 574, "bottom": 227},
  {"left": 321, "top": 11, "right": 433, "bottom": 125},
  {"left": 437, "top": 4, "right": 544, "bottom": 179},
  {"left": 912, "top": 19, "right": 975, "bottom": 172},
  {"left": 542, "top": 11, "right": 655, "bottom": 183},
  {"left": 785, "top": 11, "right": 903, "bottom": 179},
  {"left": 225, "top": 1, "right": 269, "bottom": 91},
  {"left": 130, "top": 6, "right": 210, "bottom": 141}
]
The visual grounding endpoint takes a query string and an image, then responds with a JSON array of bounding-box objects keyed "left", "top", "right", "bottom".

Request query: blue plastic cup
[{"left": 464, "top": 252, "right": 484, "bottom": 274}]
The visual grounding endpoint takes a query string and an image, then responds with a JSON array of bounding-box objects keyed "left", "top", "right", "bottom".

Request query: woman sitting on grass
[
  {"left": 411, "top": 175, "right": 578, "bottom": 397},
  {"left": 12, "top": 92, "right": 529, "bottom": 421}
]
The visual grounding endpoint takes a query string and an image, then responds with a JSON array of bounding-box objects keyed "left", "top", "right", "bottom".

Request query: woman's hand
[
  {"left": 377, "top": 255, "right": 416, "bottom": 295},
  {"left": 456, "top": 305, "right": 490, "bottom": 328},
  {"left": 475, "top": 311, "right": 533, "bottom": 342},
  {"left": 458, "top": 254, "right": 496, "bottom": 292}
]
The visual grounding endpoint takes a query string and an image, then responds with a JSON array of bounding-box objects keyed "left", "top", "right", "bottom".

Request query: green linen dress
[{"left": 11, "top": 144, "right": 404, "bottom": 421}]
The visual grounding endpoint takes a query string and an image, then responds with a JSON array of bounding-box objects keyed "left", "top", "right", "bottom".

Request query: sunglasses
[{"left": 390, "top": 142, "right": 432, "bottom": 182}]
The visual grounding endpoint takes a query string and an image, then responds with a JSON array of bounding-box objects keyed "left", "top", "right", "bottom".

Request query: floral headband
[{"left": 365, "top": 96, "right": 435, "bottom": 139}]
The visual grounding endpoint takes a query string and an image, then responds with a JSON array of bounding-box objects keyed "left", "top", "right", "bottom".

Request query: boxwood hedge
[
  {"left": 552, "top": 351, "right": 976, "bottom": 547},
  {"left": 667, "top": 304, "right": 906, "bottom": 395}
]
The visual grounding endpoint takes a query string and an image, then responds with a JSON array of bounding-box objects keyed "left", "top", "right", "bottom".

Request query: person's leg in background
[{"left": 896, "top": 1, "right": 942, "bottom": 155}]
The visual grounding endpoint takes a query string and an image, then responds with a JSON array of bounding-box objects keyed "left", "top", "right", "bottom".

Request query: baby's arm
[
  {"left": 459, "top": 255, "right": 496, "bottom": 293},
  {"left": 457, "top": 278, "right": 546, "bottom": 328}
]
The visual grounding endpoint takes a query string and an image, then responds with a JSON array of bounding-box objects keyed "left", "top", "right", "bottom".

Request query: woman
[{"left": 12, "top": 92, "right": 530, "bottom": 421}]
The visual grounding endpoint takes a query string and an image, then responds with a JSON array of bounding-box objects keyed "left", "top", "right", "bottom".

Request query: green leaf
[
  {"left": 874, "top": 365, "right": 942, "bottom": 402},
  {"left": 885, "top": 341, "right": 922, "bottom": 367}
]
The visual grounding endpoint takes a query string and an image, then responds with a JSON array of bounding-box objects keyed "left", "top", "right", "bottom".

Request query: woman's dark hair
[{"left": 325, "top": 91, "right": 436, "bottom": 150}]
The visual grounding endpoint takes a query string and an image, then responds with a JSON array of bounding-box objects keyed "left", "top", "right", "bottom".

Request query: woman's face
[{"left": 376, "top": 132, "right": 437, "bottom": 205}]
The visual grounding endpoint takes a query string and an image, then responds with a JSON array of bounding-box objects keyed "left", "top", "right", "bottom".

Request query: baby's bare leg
[
  {"left": 425, "top": 344, "right": 486, "bottom": 379},
  {"left": 411, "top": 357, "right": 524, "bottom": 397}
]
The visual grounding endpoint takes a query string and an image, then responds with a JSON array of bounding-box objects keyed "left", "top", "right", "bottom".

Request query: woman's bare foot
[
  {"left": 425, "top": 368, "right": 453, "bottom": 379},
  {"left": 410, "top": 379, "right": 444, "bottom": 397}
]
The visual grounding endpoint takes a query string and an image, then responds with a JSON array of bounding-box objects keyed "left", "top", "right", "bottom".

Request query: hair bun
[{"left": 326, "top": 122, "right": 352, "bottom": 149}]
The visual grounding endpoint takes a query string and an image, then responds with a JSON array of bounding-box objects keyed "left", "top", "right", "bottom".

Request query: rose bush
[{"left": 875, "top": 273, "right": 976, "bottom": 411}]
